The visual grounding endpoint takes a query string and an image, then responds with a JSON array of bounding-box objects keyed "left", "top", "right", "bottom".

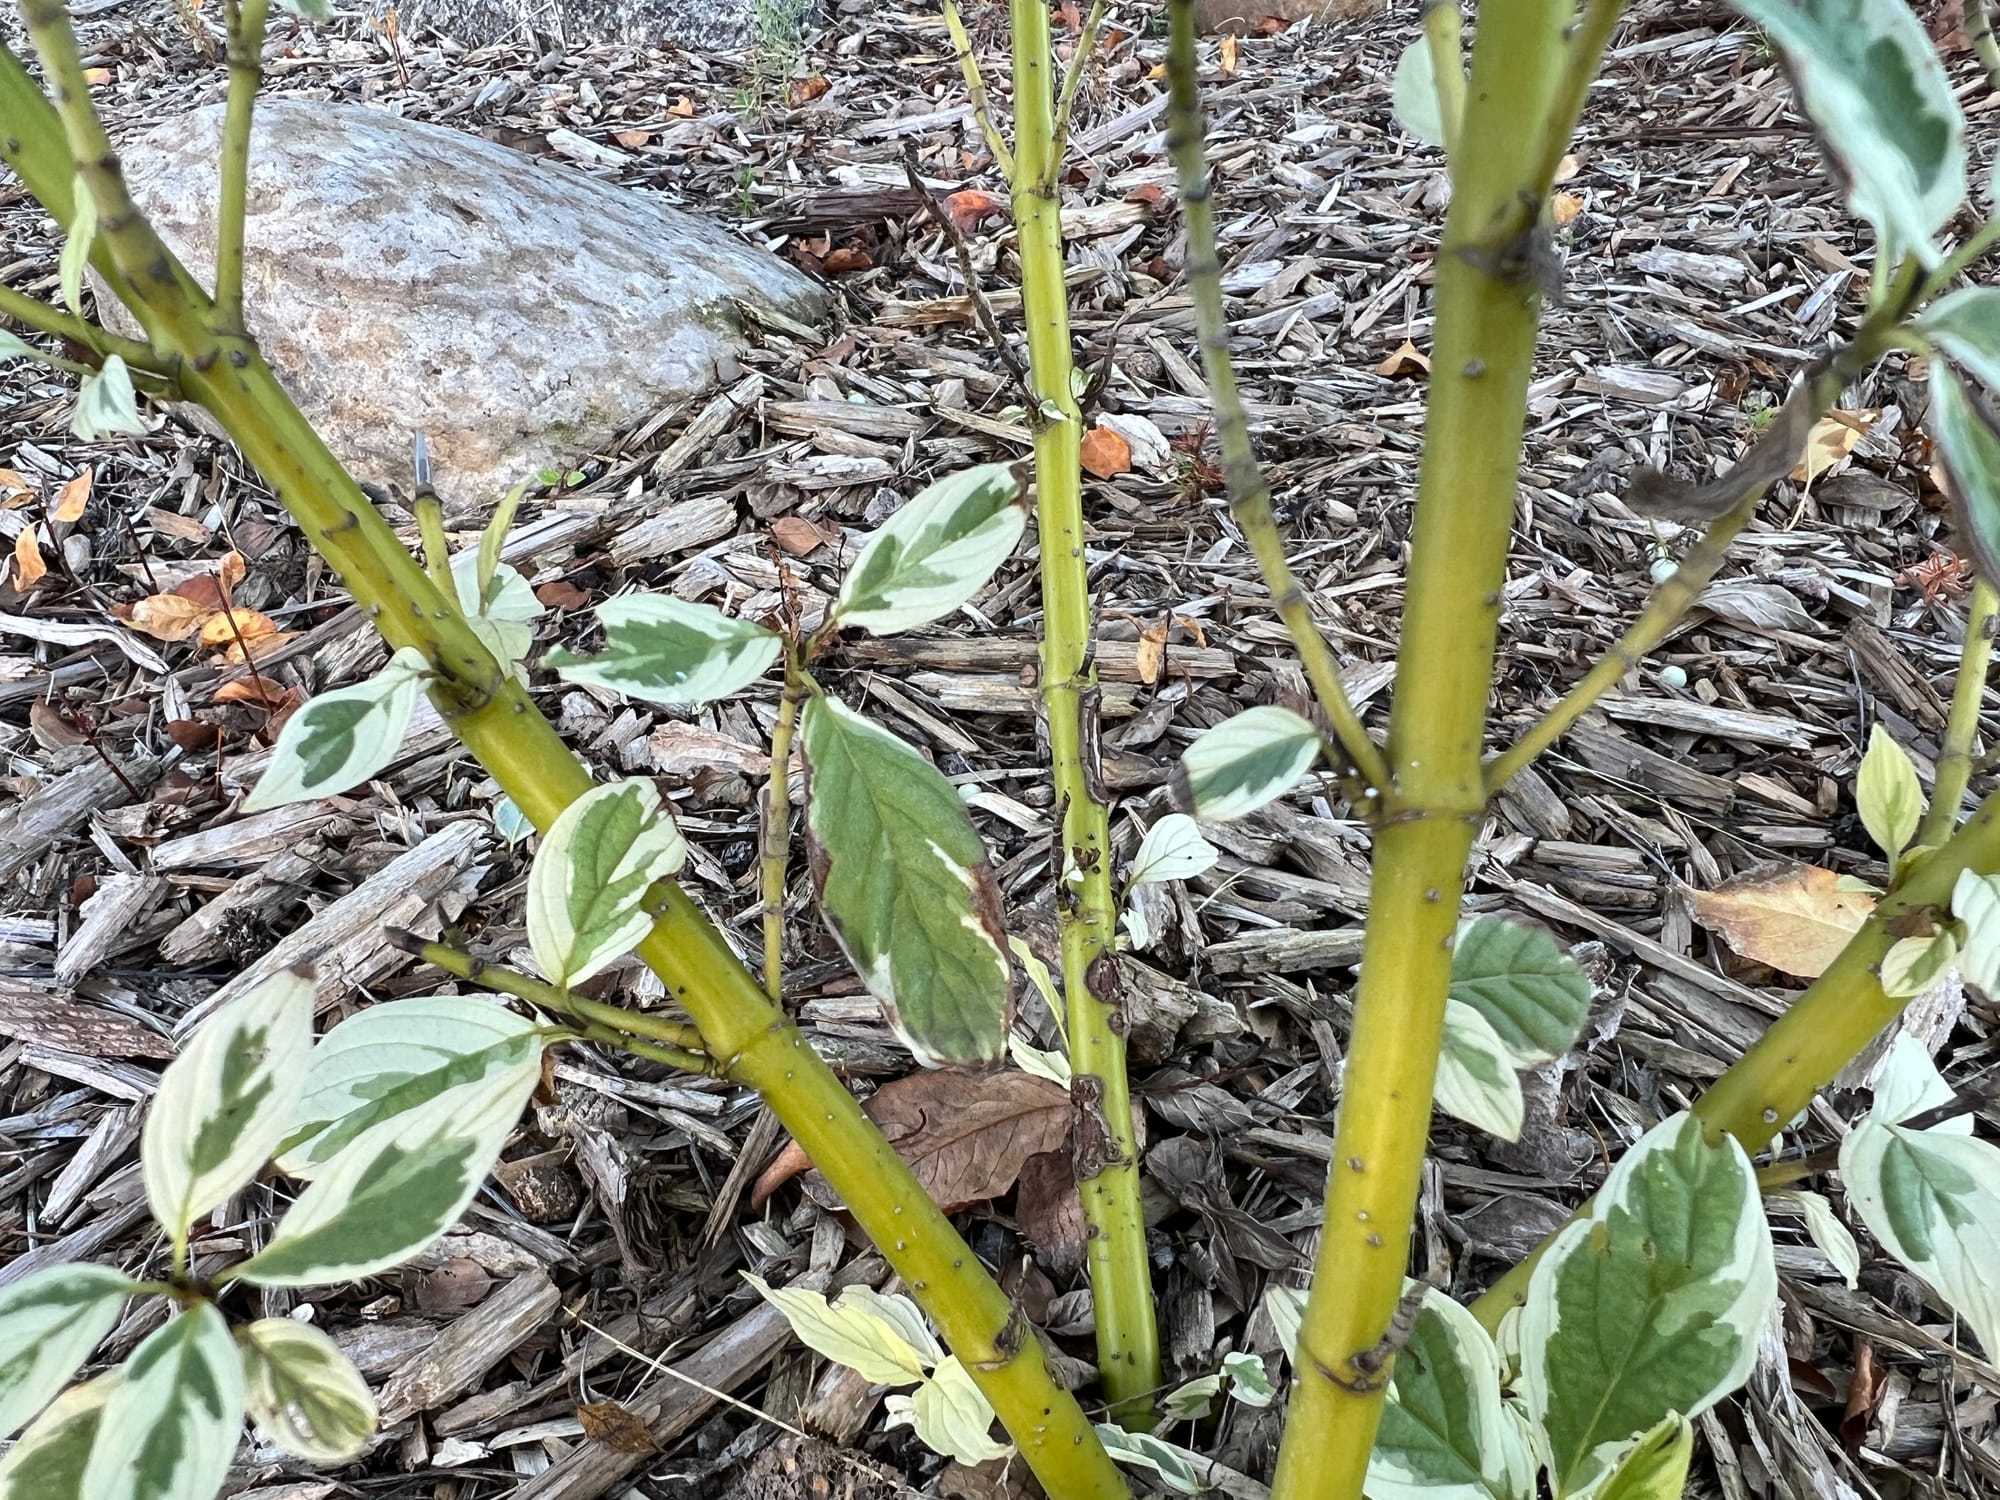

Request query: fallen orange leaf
[
  {"left": 198, "top": 607, "right": 282, "bottom": 650},
  {"left": 218, "top": 550, "right": 246, "bottom": 592},
  {"left": 1220, "top": 32, "right": 1240, "bottom": 73},
  {"left": 942, "top": 188, "right": 1006, "bottom": 235},
  {"left": 1375, "top": 339, "right": 1431, "bottom": 380},
  {"left": 1790, "top": 409, "right": 1879, "bottom": 485},
  {"left": 213, "top": 677, "right": 298, "bottom": 712},
  {"left": 1688, "top": 865, "right": 1876, "bottom": 979},
  {"left": 12, "top": 527, "right": 47, "bottom": 588},
  {"left": 1552, "top": 191, "right": 1585, "bottom": 227},
  {"left": 129, "top": 593, "right": 214, "bottom": 641},
  {"left": 0, "top": 469, "right": 31, "bottom": 498},
  {"left": 786, "top": 75, "right": 830, "bottom": 106},
  {"left": 1080, "top": 424, "right": 1133, "bottom": 479},
  {"left": 53, "top": 467, "right": 91, "bottom": 523}
]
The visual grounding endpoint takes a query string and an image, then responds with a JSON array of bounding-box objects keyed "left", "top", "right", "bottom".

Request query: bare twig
[{"left": 900, "top": 142, "right": 1032, "bottom": 400}]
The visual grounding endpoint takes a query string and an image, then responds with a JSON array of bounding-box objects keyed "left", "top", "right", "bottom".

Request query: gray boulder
[
  {"left": 385, "top": 0, "right": 772, "bottom": 49},
  {"left": 111, "top": 101, "right": 825, "bottom": 499}
]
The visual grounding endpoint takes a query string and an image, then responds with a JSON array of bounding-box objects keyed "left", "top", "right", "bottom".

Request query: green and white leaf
[
  {"left": 236, "top": 1061, "right": 537, "bottom": 1286},
  {"left": 1369, "top": 1284, "right": 1534, "bottom": 1500},
  {"left": 241, "top": 648, "right": 430, "bottom": 812},
  {"left": 0, "top": 1376, "right": 113, "bottom": 1500},
  {"left": 1951, "top": 870, "right": 2000, "bottom": 995},
  {"left": 0, "top": 330, "right": 34, "bottom": 363},
  {"left": 1435, "top": 1001, "right": 1526, "bottom": 1142},
  {"left": 886, "top": 1357, "right": 1011, "bottom": 1466},
  {"left": 1917, "top": 288, "right": 2000, "bottom": 394},
  {"left": 1125, "top": 812, "right": 1219, "bottom": 891},
  {"left": 547, "top": 594, "right": 780, "bottom": 707},
  {"left": 1593, "top": 1414, "right": 1694, "bottom": 1500},
  {"left": 1771, "top": 1189, "right": 1861, "bottom": 1289},
  {"left": 1842, "top": 1034, "right": 2000, "bottom": 1359},
  {"left": 742, "top": 1274, "right": 937, "bottom": 1387},
  {"left": 1161, "top": 1373, "right": 1222, "bottom": 1421},
  {"left": 235, "top": 1318, "right": 377, "bottom": 1463},
  {"left": 1730, "top": 0, "right": 1965, "bottom": 266},
  {"left": 59, "top": 175, "right": 96, "bottom": 317},
  {"left": 800, "top": 697, "right": 1011, "bottom": 1067},
  {"left": 1880, "top": 929, "right": 1957, "bottom": 1000},
  {"left": 491, "top": 795, "right": 533, "bottom": 845},
  {"left": 1174, "top": 705, "right": 1322, "bottom": 821},
  {"left": 81, "top": 1305, "right": 243, "bottom": 1500},
  {"left": 1450, "top": 917, "right": 1593, "bottom": 1066},
  {"left": 1858, "top": 725, "right": 1925, "bottom": 860},
  {"left": 1094, "top": 1424, "right": 1204, "bottom": 1495},
  {"left": 142, "top": 967, "right": 313, "bottom": 1252},
  {"left": 1522, "top": 1111, "right": 1776, "bottom": 1498},
  {"left": 0, "top": 1265, "right": 134, "bottom": 1441},
  {"left": 71, "top": 357, "right": 147, "bottom": 444},
  {"left": 276, "top": 996, "right": 544, "bottom": 1178},
  {"left": 1392, "top": 37, "right": 1447, "bottom": 146},
  {"left": 527, "top": 779, "right": 687, "bottom": 988},
  {"left": 1223, "top": 1350, "right": 1275, "bottom": 1408},
  {"left": 1928, "top": 339, "right": 2000, "bottom": 589},
  {"left": 1008, "top": 1033, "right": 1071, "bottom": 1088},
  {"left": 832, "top": 462, "right": 1026, "bottom": 634},
  {"left": 1264, "top": 1283, "right": 1307, "bottom": 1364}
]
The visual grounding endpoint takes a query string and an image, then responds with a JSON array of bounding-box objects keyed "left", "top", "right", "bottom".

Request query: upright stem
[
  {"left": 1919, "top": 578, "right": 1999, "bottom": 847},
  {"left": 1263, "top": 3, "right": 1573, "bottom": 1495},
  {"left": 1473, "top": 789, "right": 2000, "bottom": 1327},
  {"left": 217, "top": 0, "right": 270, "bottom": 334},
  {"left": 1163, "top": 17, "right": 1389, "bottom": 796},
  {"left": 762, "top": 654, "right": 804, "bottom": 1002},
  {"left": 3, "top": 29, "right": 1124, "bottom": 1496},
  {"left": 1008, "top": 0, "right": 1159, "bottom": 1420}
]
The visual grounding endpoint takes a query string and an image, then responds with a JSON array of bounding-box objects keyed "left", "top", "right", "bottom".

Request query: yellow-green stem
[
  {"left": 1919, "top": 578, "right": 1999, "bottom": 847},
  {"left": 393, "top": 932, "right": 721, "bottom": 1074},
  {"left": 1009, "top": 0, "right": 1158, "bottom": 1420},
  {"left": 217, "top": 0, "right": 269, "bottom": 334},
  {"left": 1265, "top": 2, "right": 1573, "bottom": 1494},
  {"left": 3, "top": 31, "right": 1124, "bottom": 1496},
  {"left": 1473, "top": 789, "right": 2000, "bottom": 1329},
  {"left": 1423, "top": 1, "right": 1465, "bottom": 160},
  {"left": 944, "top": 0, "right": 1013, "bottom": 177},
  {"left": 1162, "top": 8, "right": 1390, "bottom": 797},
  {"left": 762, "top": 657, "right": 804, "bottom": 1002},
  {"left": 0, "top": 274, "right": 170, "bottom": 370}
]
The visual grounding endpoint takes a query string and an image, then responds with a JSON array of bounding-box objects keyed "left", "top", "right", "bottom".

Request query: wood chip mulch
[{"left": 3, "top": 0, "right": 1999, "bottom": 1494}]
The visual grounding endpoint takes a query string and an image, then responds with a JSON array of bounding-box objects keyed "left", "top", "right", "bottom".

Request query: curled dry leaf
[
  {"left": 53, "top": 466, "right": 92, "bottom": 522},
  {"left": 751, "top": 1068, "right": 1070, "bottom": 1213},
  {"left": 129, "top": 593, "right": 214, "bottom": 642},
  {"left": 1687, "top": 864, "right": 1876, "bottom": 979},
  {"left": 12, "top": 526, "right": 48, "bottom": 588},
  {"left": 943, "top": 188, "right": 1007, "bottom": 235},
  {"left": 1079, "top": 424, "right": 1134, "bottom": 480},
  {"left": 577, "top": 1399, "right": 657, "bottom": 1454},
  {"left": 1374, "top": 339, "right": 1430, "bottom": 380},
  {"left": 1789, "top": 409, "right": 1879, "bottom": 485}
]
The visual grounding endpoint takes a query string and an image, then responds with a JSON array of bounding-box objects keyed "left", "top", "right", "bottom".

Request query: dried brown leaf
[
  {"left": 129, "top": 593, "right": 215, "bottom": 642},
  {"left": 11, "top": 526, "right": 47, "bottom": 588},
  {"left": 1079, "top": 424, "right": 1133, "bottom": 479},
  {"left": 1687, "top": 865, "right": 1876, "bottom": 979},
  {"left": 53, "top": 467, "right": 91, "bottom": 523},
  {"left": 577, "top": 1399, "right": 656, "bottom": 1454},
  {"left": 752, "top": 1069, "right": 1070, "bottom": 1213}
]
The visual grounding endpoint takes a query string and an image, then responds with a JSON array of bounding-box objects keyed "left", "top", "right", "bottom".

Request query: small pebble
[
  {"left": 1649, "top": 557, "right": 1678, "bottom": 585},
  {"left": 1658, "top": 664, "right": 1688, "bottom": 690}
]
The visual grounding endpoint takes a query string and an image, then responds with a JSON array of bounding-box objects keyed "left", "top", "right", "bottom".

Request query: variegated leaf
[
  {"left": 275, "top": 996, "right": 544, "bottom": 1179},
  {"left": 1368, "top": 1284, "right": 1534, "bottom": 1500},
  {"left": 547, "top": 593, "right": 779, "bottom": 707},
  {"left": 743, "top": 1273, "right": 939, "bottom": 1387},
  {"left": 235, "top": 1062, "right": 537, "bottom": 1287},
  {"left": 142, "top": 966, "right": 313, "bottom": 1253},
  {"left": 1125, "top": 812, "right": 1219, "bottom": 890},
  {"left": 59, "top": 174, "right": 95, "bottom": 316},
  {"left": 887, "top": 1356, "right": 1011, "bottom": 1466},
  {"left": 831, "top": 462, "right": 1026, "bottom": 634},
  {"left": 1434, "top": 1000, "right": 1526, "bottom": 1143},
  {"left": 0, "top": 1376, "right": 114, "bottom": 1500},
  {"left": 80, "top": 1305, "right": 243, "bottom": 1500},
  {"left": 1857, "top": 726, "right": 1924, "bottom": 860},
  {"left": 1172, "top": 705, "right": 1322, "bottom": 821},
  {"left": 0, "top": 1265, "right": 134, "bottom": 1441},
  {"left": 1951, "top": 870, "right": 2000, "bottom": 995},
  {"left": 526, "top": 779, "right": 687, "bottom": 987},
  {"left": 800, "top": 696, "right": 1012, "bottom": 1066},
  {"left": 236, "top": 1318, "right": 377, "bottom": 1462},
  {"left": 71, "top": 358, "right": 147, "bottom": 445},
  {"left": 1841, "top": 1034, "right": 2000, "bottom": 1359},
  {"left": 1449, "top": 918, "right": 1593, "bottom": 1066},
  {"left": 1594, "top": 1414, "right": 1694, "bottom": 1500},
  {"left": 1729, "top": 0, "right": 1965, "bottom": 266},
  {"left": 1522, "top": 1112, "right": 1776, "bottom": 1498},
  {"left": 241, "top": 648, "right": 430, "bottom": 812}
]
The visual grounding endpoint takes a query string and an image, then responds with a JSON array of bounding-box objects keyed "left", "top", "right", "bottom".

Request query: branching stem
[
  {"left": 1163, "top": 14, "right": 1391, "bottom": 799},
  {"left": 944, "top": 0, "right": 1015, "bottom": 177},
  {"left": 1919, "top": 579, "right": 1999, "bottom": 847}
]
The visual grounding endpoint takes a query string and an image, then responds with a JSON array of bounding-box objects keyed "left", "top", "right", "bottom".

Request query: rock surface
[{"left": 112, "top": 101, "right": 826, "bottom": 499}]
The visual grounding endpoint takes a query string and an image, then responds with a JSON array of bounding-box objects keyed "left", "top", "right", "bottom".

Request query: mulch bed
[{"left": 2, "top": 0, "right": 1998, "bottom": 1494}]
